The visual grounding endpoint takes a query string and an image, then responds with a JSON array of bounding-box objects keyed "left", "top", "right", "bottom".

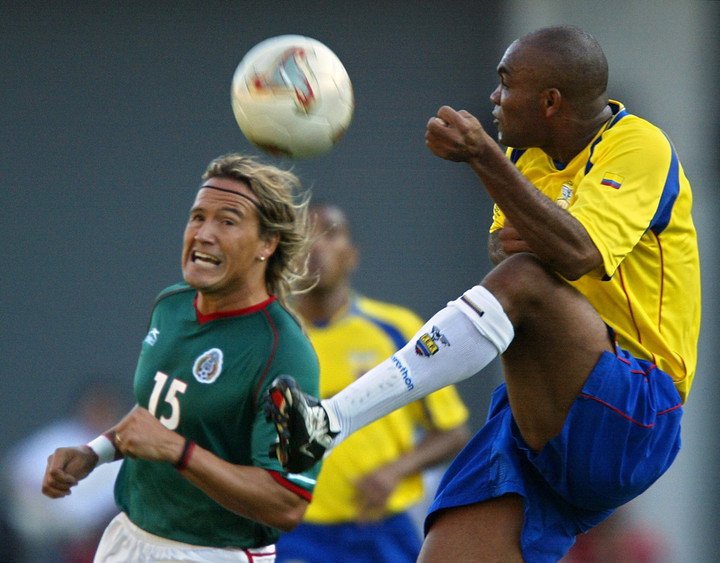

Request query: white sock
[{"left": 323, "top": 285, "right": 514, "bottom": 444}]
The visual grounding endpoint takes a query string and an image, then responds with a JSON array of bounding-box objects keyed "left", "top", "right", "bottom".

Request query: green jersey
[{"left": 114, "top": 283, "right": 320, "bottom": 548}]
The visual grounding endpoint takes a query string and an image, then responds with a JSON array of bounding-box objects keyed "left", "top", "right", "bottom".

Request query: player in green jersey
[{"left": 42, "top": 153, "right": 320, "bottom": 561}]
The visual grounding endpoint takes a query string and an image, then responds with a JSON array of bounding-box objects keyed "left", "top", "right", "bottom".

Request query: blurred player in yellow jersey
[{"left": 275, "top": 202, "right": 471, "bottom": 563}]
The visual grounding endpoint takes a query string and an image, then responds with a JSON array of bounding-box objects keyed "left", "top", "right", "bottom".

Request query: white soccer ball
[{"left": 231, "top": 35, "right": 354, "bottom": 159}]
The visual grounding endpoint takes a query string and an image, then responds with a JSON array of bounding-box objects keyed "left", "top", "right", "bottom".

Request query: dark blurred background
[{"left": 1, "top": 1, "right": 717, "bottom": 561}]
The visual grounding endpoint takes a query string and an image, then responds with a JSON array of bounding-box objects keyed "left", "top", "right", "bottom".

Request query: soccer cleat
[{"left": 265, "top": 375, "right": 337, "bottom": 473}]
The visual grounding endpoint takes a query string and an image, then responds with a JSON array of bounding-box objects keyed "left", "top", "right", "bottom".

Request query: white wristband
[{"left": 86, "top": 434, "right": 117, "bottom": 465}]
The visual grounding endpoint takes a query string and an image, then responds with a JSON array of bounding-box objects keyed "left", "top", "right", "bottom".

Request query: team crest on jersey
[
  {"left": 415, "top": 325, "right": 451, "bottom": 357},
  {"left": 193, "top": 348, "right": 224, "bottom": 384},
  {"left": 556, "top": 182, "right": 573, "bottom": 209}
]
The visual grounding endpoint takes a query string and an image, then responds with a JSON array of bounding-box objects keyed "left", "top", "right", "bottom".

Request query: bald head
[
  {"left": 513, "top": 25, "right": 608, "bottom": 116},
  {"left": 310, "top": 202, "right": 350, "bottom": 233}
]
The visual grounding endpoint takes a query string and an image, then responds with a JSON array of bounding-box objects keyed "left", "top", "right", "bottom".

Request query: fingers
[
  {"left": 113, "top": 427, "right": 138, "bottom": 459},
  {"left": 427, "top": 107, "right": 457, "bottom": 132},
  {"left": 499, "top": 225, "right": 534, "bottom": 255},
  {"left": 427, "top": 116, "right": 448, "bottom": 129},
  {"left": 498, "top": 224, "right": 521, "bottom": 241},
  {"left": 436, "top": 105, "right": 457, "bottom": 122},
  {"left": 114, "top": 406, "right": 153, "bottom": 449},
  {"left": 433, "top": 106, "right": 481, "bottom": 132},
  {"left": 435, "top": 106, "right": 473, "bottom": 126},
  {"left": 114, "top": 432, "right": 135, "bottom": 458},
  {"left": 114, "top": 408, "right": 182, "bottom": 462},
  {"left": 426, "top": 105, "right": 486, "bottom": 162},
  {"left": 42, "top": 460, "right": 78, "bottom": 498}
]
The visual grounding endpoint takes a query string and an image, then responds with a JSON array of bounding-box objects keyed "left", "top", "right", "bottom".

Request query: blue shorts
[
  {"left": 276, "top": 511, "right": 421, "bottom": 563},
  {"left": 426, "top": 344, "right": 683, "bottom": 562}
]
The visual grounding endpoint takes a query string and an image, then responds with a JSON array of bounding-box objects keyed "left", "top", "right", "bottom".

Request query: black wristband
[{"left": 175, "top": 438, "right": 196, "bottom": 471}]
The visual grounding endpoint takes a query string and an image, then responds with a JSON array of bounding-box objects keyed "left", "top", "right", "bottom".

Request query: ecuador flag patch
[{"left": 600, "top": 172, "right": 624, "bottom": 189}]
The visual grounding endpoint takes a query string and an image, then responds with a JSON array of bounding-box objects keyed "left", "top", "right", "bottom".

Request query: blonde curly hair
[{"left": 202, "top": 153, "right": 314, "bottom": 307}]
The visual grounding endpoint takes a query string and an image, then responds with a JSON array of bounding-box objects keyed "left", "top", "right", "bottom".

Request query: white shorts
[{"left": 94, "top": 512, "right": 276, "bottom": 562}]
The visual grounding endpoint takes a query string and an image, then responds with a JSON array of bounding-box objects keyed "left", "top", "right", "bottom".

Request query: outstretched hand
[{"left": 425, "top": 106, "right": 489, "bottom": 162}]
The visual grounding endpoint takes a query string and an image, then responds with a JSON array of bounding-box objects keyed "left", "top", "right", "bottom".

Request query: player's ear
[
  {"left": 543, "top": 88, "right": 562, "bottom": 117},
  {"left": 346, "top": 244, "right": 360, "bottom": 275},
  {"left": 261, "top": 233, "right": 280, "bottom": 260}
]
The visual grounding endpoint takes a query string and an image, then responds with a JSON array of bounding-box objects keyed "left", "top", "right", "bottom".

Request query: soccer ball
[{"left": 231, "top": 35, "right": 354, "bottom": 159}]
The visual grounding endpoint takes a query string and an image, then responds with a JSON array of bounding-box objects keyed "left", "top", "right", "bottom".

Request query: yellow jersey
[
  {"left": 302, "top": 294, "right": 469, "bottom": 523},
  {"left": 491, "top": 101, "right": 700, "bottom": 402}
]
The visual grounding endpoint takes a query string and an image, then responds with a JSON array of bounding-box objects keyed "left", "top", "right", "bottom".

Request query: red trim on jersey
[
  {"left": 617, "top": 265, "right": 643, "bottom": 344},
  {"left": 267, "top": 469, "right": 313, "bottom": 502},
  {"left": 194, "top": 294, "right": 276, "bottom": 324},
  {"left": 252, "top": 308, "right": 279, "bottom": 408}
]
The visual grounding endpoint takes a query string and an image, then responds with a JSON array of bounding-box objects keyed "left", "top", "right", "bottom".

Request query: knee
[{"left": 482, "top": 253, "right": 562, "bottom": 309}]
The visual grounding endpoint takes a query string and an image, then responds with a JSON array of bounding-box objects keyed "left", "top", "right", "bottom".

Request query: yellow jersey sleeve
[{"left": 569, "top": 119, "right": 674, "bottom": 280}]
